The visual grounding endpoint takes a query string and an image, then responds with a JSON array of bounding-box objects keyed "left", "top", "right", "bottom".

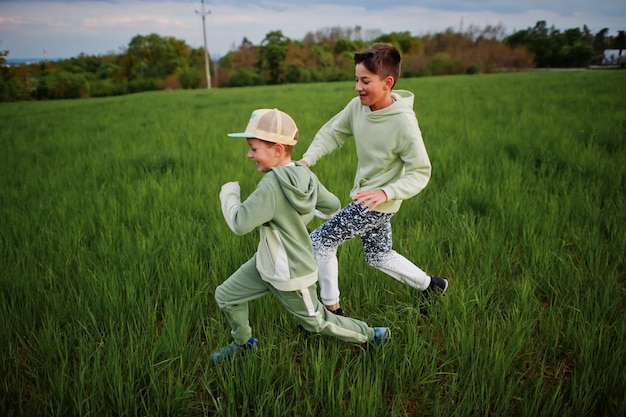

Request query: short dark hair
[{"left": 354, "top": 43, "right": 401, "bottom": 87}]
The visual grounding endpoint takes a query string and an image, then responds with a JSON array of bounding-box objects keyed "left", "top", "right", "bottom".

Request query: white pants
[{"left": 310, "top": 202, "right": 430, "bottom": 306}]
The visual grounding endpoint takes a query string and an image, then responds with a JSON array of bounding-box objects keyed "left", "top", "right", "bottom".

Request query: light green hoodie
[
  {"left": 220, "top": 162, "right": 340, "bottom": 291},
  {"left": 302, "top": 90, "right": 431, "bottom": 213}
]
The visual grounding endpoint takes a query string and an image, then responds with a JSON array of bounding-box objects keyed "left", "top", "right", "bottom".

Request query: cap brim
[{"left": 227, "top": 132, "right": 254, "bottom": 138}]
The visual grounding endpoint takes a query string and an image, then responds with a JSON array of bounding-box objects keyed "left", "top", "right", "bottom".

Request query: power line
[{"left": 195, "top": 0, "right": 212, "bottom": 89}]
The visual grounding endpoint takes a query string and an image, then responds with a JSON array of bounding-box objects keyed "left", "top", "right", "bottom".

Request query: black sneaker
[
  {"left": 425, "top": 276, "right": 448, "bottom": 295},
  {"left": 329, "top": 307, "right": 345, "bottom": 317}
]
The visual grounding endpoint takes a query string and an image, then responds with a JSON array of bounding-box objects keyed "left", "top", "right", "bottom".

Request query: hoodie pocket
[{"left": 257, "top": 227, "right": 290, "bottom": 281}]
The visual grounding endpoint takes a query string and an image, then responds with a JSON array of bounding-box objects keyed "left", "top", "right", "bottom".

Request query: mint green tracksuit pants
[{"left": 215, "top": 256, "right": 375, "bottom": 345}]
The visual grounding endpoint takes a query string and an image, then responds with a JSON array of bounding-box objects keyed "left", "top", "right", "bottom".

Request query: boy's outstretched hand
[{"left": 353, "top": 189, "right": 388, "bottom": 212}]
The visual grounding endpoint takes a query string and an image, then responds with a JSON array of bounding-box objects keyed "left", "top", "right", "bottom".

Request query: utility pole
[{"left": 195, "top": 0, "right": 211, "bottom": 89}]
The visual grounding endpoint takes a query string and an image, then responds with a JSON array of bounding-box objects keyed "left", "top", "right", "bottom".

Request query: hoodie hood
[
  {"left": 269, "top": 163, "right": 317, "bottom": 215},
  {"left": 365, "top": 89, "right": 416, "bottom": 119}
]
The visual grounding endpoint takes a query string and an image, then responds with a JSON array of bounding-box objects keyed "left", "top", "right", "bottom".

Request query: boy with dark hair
[
  {"left": 353, "top": 42, "right": 401, "bottom": 86},
  {"left": 299, "top": 43, "right": 448, "bottom": 316},
  {"left": 211, "top": 108, "right": 390, "bottom": 363}
]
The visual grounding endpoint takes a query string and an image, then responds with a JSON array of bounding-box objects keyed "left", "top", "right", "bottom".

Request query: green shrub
[
  {"left": 36, "top": 70, "right": 91, "bottom": 99},
  {"left": 466, "top": 63, "right": 482, "bottom": 74},
  {"left": 177, "top": 66, "right": 203, "bottom": 89},
  {"left": 223, "top": 68, "right": 265, "bottom": 87},
  {"left": 424, "top": 52, "right": 464, "bottom": 76}
]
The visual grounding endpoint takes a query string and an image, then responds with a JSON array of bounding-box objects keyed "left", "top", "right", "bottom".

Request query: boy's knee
[
  {"left": 214, "top": 284, "right": 227, "bottom": 309},
  {"left": 298, "top": 320, "right": 323, "bottom": 334},
  {"left": 364, "top": 252, "right": 384, "bottom": 267},
  {"left": 310, "top": 229, "right": 322, "bottom": 247},
  {"left": 311, "top": 234, "right": 338, "bottom": 255}
]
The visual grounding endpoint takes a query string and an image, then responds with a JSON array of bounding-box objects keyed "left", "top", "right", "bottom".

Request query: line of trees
[
  {"left": 1, "top": 22, "right": 624, "bottom": 102},
  {"left": 507, "top": 21, "right": 625, "bottom": 68}
]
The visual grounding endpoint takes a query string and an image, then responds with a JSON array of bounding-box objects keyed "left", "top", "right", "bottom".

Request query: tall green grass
[{"left": 1, "top": 70, "right": 625, "bottom": 416}]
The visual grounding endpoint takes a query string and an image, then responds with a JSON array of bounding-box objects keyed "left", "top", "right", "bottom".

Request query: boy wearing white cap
[{"left": 211, "top": 108, "right": 390, "bottom": 363}]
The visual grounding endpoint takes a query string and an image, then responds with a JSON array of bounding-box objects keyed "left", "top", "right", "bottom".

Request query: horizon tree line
[{"left": 0, "top": 22, "right": 624, "bottom": 102}]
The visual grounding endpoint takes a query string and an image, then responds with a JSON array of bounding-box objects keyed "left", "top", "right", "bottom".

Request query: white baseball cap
[{"left": 228, "top": 108, "right": 298, "bottom": 146}]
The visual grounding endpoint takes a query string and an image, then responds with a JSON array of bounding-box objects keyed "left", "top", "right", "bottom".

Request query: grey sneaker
[{"left": 210, "top": 337, "right": 258, "bottom": 363}]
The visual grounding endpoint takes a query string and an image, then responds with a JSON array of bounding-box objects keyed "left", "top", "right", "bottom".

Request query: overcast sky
[{"left": 1, "top": 0, "right": 624, "bottom": 60}]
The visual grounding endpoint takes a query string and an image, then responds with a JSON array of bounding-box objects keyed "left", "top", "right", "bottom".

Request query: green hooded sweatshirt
[
  {"left": 220, "top": 162, "right": 341, "bottom": 291},
  {"left": 302, "top": 90, "right": 431, "bottom": 213}
]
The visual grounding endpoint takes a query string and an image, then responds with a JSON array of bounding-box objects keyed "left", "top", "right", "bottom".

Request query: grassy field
[{"left": 1, "top": 70, "right": 625, "bottom": 416}]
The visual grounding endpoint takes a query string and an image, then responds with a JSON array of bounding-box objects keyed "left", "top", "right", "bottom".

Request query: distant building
[{"left": 602, "top": 49, "right": 624, "bottom": 65}]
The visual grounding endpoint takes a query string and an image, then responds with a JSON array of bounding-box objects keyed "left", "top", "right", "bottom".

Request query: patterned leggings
[{"left": 310, "top": 202, "right": 430, "bottom": 306}]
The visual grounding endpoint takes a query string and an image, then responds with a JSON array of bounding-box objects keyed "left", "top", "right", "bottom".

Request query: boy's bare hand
[{"left": 353, "top": 189, "right": 388, "bottom": 211}]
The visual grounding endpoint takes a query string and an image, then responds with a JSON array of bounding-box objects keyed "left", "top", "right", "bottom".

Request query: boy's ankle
[{"left": 325, "top": 303, "right": 341, "bottom": 311}]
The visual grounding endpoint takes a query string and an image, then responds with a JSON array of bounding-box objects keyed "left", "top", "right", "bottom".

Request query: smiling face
[
  {"left": 354, "top": 62, "right": 395, "bottom": 111},
  {"left": 246, "top": 138, "right": 278, "bottom": 172}
]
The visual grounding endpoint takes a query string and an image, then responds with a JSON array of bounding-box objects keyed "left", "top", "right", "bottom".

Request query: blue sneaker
[
  {"left": 371, "top": 327, "right": 391, "bottom": 346},
  {"left": 210, "top": 337, "right": 258, "bottom": 363}
]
